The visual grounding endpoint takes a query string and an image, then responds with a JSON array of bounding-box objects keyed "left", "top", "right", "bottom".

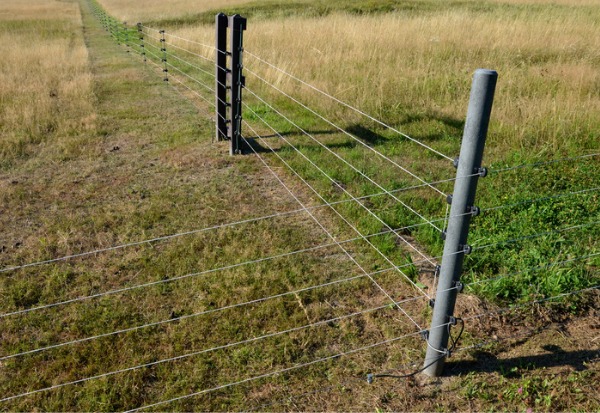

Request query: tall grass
[
  {"left": 118, "top": 0, "right": 599, "bottom": 302},
  {"left": 0, "top": 0, "right": 96, "bottom": 167},
  {"left": 97, "top": 0, "right": 258, "bottom": 22}
]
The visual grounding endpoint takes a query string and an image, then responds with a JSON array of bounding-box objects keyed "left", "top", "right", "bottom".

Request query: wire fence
[{"left": 1, "top": 0, "right": 598, "bottom": 410}]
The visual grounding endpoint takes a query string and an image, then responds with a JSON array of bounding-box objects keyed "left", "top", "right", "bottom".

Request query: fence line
[
  {"left": 244, "top": 69, "right": 448, "bottom": 198},
  {"left": 0, "top": 226, "right": 433, "bottom": 319},
  {"left": 0, "top": 176, "right": 476, "bottom": 274},
  {"left": 252, "top": 285, "right": 599, "bottom": 409},
  {"left": 490, "top": 152, "right": 600, "bottom": 174},
  {"left": 238, "top": 129, "right": 424, "bottom": 327},
  {"left": 242, "top": 120, "right": 434, "bottom": 299},
  {"left": 244, "top": 50, "right": 454, "bottom": 162},
  {"left": 4, "top": 2, "right": 596, "bottom": 409},
  {"left": 483, "top": 186, "right": 600, "bottom": 212},
  {"left": 465, "top": 252, "right": 600, "bottom": 290},
  {"left": 16, "top": 223, "right": 589, "bottom": 348},
  {"left": 474, "top": 219, "right": 600, "bottom": 251},
  {"left": 242, "top": 100, "right": 440, "bottom": 263},
  {"left": 129, "top": 285, "right": 598, "bottom": 411}
]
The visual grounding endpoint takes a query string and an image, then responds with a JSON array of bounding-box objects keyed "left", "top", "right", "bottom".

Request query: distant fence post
[
  {"left": 137, "top": 23, "right": 146, "bottom": 63},
  {"left": 423, "top": 69, "right": 497, "bottom": 377},
  {"left": 123, "top": 22, "right": 130, "bottom": 52},
  {"left": 215, "top": 13, "right": 229, "bottom": 142},
  {"left": 227, "top": 14, "right": 247, "bottom": 155},
  {"left": 160, "top": 30, "right": 168, "bottom": 82}
]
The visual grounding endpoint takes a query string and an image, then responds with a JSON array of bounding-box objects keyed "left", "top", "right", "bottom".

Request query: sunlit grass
[{"left": 0, "top": 0, "right": 96, "bottom": 167}]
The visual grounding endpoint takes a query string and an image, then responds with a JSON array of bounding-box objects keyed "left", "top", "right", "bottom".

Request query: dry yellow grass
[
  {"left": 97, "top": 0, "right": 259, "bottom": 22},
  {"left": 0, "top": 0, "right": 95, "bottom": 165},
  {"left": 164, "top": 5, "right": 599, "bottom": 157}
]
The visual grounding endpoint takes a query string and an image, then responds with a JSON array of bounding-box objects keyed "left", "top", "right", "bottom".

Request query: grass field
[
  {"left": 1, "top": 0, "right": 598, "bottom": 411},
  {"left": 123, "top": 0, "right": 600, "bottom": 301}
]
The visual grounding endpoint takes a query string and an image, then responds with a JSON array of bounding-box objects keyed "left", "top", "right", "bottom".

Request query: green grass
[{"left": 1, "top": 0, "right": 598, "bottom": 411}]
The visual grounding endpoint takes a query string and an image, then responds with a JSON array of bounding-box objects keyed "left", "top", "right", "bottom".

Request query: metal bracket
[
  {"left": 448, "top": 316, "right": 458, "bottom": 326},
  {"left": 475, "top": 167, "right": 488, "bottom": 177},
  {"left": 420, "top": 330, "right": 430, "bottom": 341},
  {"left": 467, "top": 205, "right": 480, "bottom": 217},
  {"left": 454, "top": 281, "right": 464, "bottom": 293},
  {"left": 459, "top": 244, "right": 472, "bottom": 255}
]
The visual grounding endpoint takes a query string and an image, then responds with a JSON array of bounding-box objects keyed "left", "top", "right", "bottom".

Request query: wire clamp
[
  {"left": 454, "top": 281, "right": 464, "bottom": 293},
  {"left": 460, "top": 244, "right": 472, "bottom": 255},
  {"left": 453, "top": 157, "right": 459, "bottom": 168},
  {"left": 448, "top": 316, "right": 458, "bottom": 326},
  {"left": 420, "top": 330, "right": 429, "bottom": 341},
  {"left": 434, "top": 265, "right": 441, "bottom": 278},
  {"left": 446, "top": 194, "right": 453, "bottom": 205},
  {"left": 367, "top": 374, "right": 374, "bottom": 384},
  {"left": 429, "top": 299, "right": 435, "bottom": 309},
  {"left": 441, "top": 230, "right": 447, "bottom": 241},
  {"left": 467, "top": 205, "right": 480, "bottom": 217},
  {"left": 475, "top": 166, "right": 488, "bottom": 177}
]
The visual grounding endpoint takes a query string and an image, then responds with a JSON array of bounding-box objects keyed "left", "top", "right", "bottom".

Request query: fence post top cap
[{"left": 474, "top": 68, "right": 498, "bottom": 77}]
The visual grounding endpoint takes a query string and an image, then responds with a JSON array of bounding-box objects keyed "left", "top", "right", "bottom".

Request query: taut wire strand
[{"left": 244, "top": 50, "right": 453, "bottom": 162}]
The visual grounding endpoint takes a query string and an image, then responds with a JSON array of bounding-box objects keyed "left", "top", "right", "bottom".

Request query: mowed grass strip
[{"left": 0, "top": 0, "right": 431, "bottom": 410}]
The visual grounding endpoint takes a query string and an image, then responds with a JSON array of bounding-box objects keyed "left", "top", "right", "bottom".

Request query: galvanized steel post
[{"left": 423, "top": 69, "right": 497, "bottom": 377}]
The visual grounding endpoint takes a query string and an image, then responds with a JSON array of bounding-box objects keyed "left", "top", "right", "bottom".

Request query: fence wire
[{"left": 3, "top": 2, "right": 598, "bottom": 410}]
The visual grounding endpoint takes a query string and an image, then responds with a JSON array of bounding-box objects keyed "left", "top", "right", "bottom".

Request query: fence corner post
[
  {"left": 227, "top": 14, "right": 247, "bottom": 155},
  {"left": 215, "top": 13, "right": 229, "bottom": 142},
  {"left": 423, "top": 69, "right": 498, "bottom": 377}
]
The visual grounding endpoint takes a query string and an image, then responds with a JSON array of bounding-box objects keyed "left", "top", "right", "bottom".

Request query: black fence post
[
  {"left": 123, "top": 22, "right": 130, "bottom": 52},
  {"left": 227, "top": 14, "right": 246, "bottom": 155},
  {"left": 215, "top": 13, "right": 229, "bottom": 142},
  {"left": 137, "top": 23, "right": 146, "bottom": 63},
  {"left": 160, "top": 30, "right": 168, "bottom": 82}
]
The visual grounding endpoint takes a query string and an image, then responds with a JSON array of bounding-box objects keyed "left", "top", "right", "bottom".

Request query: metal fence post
[
  {"left": 123, "top": 22, "right": 130, "bottom": 52},
  {"left": 215, "top": 13, "right": 229, "bottom": 142},
  {"left": 137, "top": 23, "right": 146, "bottom": 63},
  {"left": 160, "top": 30, "right": 168, "bottom": 82},
  {"left": 423, "top": 69, "right": 498, "bottom": 377},
  {"left": 228, "top": 14, "right": 246, "bottom": 155}
]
